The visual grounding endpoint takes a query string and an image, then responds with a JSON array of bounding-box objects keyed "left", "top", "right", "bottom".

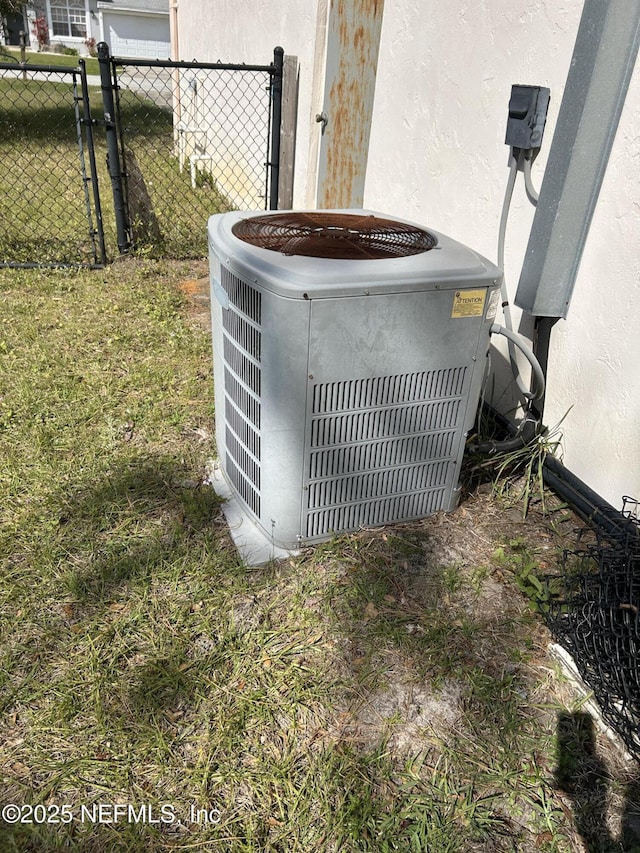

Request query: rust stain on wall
[{"left": 318, "top": 0, "right": 385, "bottom": 208}]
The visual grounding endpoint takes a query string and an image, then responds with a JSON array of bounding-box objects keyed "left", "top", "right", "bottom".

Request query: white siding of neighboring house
[
  {"left": 30, "top": 0, "right": 97, "bottom": 52},
  {"left": 177, "top": 0, "right": 640, "bottom": 509},
  {"left": 175, "top": 0, "right": 319, "bottom": 211},
  {"left": 26, "top": 0, "right": 170, "bottom": 58}
]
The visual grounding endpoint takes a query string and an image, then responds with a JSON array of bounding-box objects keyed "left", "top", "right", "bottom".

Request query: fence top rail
[
  {"left": 110, "top": 57, "right": 277, "bottom": 74},
  {"left": 0, "top": 61, "right": 80, "bottom": 74}
]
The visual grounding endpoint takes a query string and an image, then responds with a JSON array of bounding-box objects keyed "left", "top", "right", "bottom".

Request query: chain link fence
[
  {"left": 542, "top": 496, "right": 640, "bottom": 758},
  {"left": 0, "top": 61, "right": 106, "bottom": 267},
  {"left": 0, "top": 45, "right": 283, "bottom": 266},
  {"left": 110, "top": 57, "right": 278, "bottom": 258}
]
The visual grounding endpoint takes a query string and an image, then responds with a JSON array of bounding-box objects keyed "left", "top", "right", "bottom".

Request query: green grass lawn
[
  {"left": 1, "top": 47, "right": 100, "bottom": 76},
  {"left": 1, "top": 261, "right": 638, "bottom": 852},
  {"left": 0, "top": 77, "right": 231, "bottom": 265},
  {"left": 0, "top": 78, "right": 106, "bottom": 266}
]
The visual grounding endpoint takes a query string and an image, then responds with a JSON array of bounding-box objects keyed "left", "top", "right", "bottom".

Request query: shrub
[{"left": 32, "top": 15, "right": 49, "bottom": 50}]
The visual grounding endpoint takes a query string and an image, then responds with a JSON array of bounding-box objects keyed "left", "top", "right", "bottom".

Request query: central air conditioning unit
[{"left": 208, "top": 210, "right": 501, "bottom": 556}]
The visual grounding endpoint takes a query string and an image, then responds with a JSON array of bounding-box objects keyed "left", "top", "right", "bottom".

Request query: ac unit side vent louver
[
  {"left": 304, "top": 366, "right": 467, "bottom": 538},
  {"left": 223, "top": 336, "right": 261, "bottom": 396},
  {"left": 224, "top": 367, "right": 261, "bottom": 428},
  {"left": 220, "top": 266, "right": 263, "bottom": 518},
  {"left": 223, "top": 311, "right": 261, "bottom": 360},
  {"left": 312, "top": 367, "right": 467, "bottom": 413},
  {"left": 226, "top": 452, "right": 260, "bottom": 517},
  {"left": 309, "top": 431, "right": 457, "bottom": 479},
  {"left": 307, "top": 460, "right": 450, "bottom": 510},
  {"left": 310, "top": 399, "right": 463, "bottom": 448},
  {"left": 225, "top": 396, "right": 261, "bottom": 458},
  {"left": 226, "top": 427, "right": 260, "bottom": 491},
  {"left": 306, "top": 489, "right": 447, "bottom": 539},
  {"left": 222, "top": 268, "right": 262, "bottom": 323}
]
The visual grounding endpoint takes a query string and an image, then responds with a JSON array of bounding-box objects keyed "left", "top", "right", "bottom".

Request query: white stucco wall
[
  {"left": 178, "top": 0, "right": 640, "bottom": 508},
  {"left": 364, "top": 0, "right": 640, "bottom": 507},
  {"left": 541, "top": 64, "right": 640, "bottom": 504}
]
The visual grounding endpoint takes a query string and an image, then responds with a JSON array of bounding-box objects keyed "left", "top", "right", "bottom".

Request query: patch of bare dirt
[{"left": 175, "top": 264, "right": 210, "bottom": 332}]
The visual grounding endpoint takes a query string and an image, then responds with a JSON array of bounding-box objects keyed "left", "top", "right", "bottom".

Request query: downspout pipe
[
  {"left": 515, "top": 0, "right": 640, "bottom": 318},
  {"left": 531, "top": 316, "right": 558, "bottom": 420},
  {"left": 169, "top": 0, "right": 179, "bottom": 61},
  {"left": 489, "top": 2, "right": 640, "bottom": 440}
]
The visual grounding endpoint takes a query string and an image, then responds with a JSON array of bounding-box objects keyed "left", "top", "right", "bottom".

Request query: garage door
[{"left": 103, "top": 12, "right": 171, "bottom": 59}]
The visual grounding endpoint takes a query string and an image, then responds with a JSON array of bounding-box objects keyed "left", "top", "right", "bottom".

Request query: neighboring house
[
  {"left": 177, "top": 0, "right": 640, "bottom": 512},
  {"left": 96, "top": 0, "right": 170, "bottom": 59},
  {"left": 10, "top": 0, "right": 169, "bottom": 57}
]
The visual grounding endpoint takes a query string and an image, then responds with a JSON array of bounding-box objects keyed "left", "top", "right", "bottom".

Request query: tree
[{"left": 0, "top": 1, "right": 23, "bottom": 17}]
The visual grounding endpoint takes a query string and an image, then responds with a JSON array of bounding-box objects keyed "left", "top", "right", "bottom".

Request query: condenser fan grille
[{"left": 232, "top": 212, "right": 438, "bottom": 260}]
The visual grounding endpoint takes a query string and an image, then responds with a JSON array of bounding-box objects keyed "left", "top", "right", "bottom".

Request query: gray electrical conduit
[
  {"left": 523, "top": 156, "right": 539, "bottom": 204},
  {"left": 489, "top": 323, "right": 545, "bottom": 400},
  {"left": 470, "top": 326, "right": 545, "bottom": 454},
  {"left": 471, "top": 150, "right": 547, "bottom": 454},
  {"left": 495, "top": 148, "right": 546, "bottom": 402}
]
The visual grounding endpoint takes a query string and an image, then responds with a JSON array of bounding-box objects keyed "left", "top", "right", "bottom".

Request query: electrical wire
[
  {"left": 470, "top": 408, "right": 538, "bottom": 454},
  {"left": 523, "top": 156, "right": 539, "bottom": 204},
  {"left": 489, "top": 323, "right": 545, "bottom": 400},
  {"left": 497, "top": 150, "right": 519, "bottom": 270},
  {"left": 473, "top": 144, "right": 548, "bottom": 454},
  {"left": 497, "top": 148, "right": 536, "bottom": 400},
  {"left": 495, "top": 146, "right": 547, "bottom": 401}
]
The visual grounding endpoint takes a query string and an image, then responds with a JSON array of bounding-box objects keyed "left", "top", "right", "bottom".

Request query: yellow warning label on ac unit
[{"left": 451, "top": 289, "right": 487, "bottom": 318}]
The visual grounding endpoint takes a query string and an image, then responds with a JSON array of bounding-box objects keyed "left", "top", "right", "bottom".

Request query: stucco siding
[
  {"left": 178, "top": 0, "right": 640, "bottom": 508},
  {"left": 364, "top": 0, "right": 640, "bottom": 507}
]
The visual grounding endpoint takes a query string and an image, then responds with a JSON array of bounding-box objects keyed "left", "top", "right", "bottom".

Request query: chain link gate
[
  {"left": 0, "top": 45, "right": 284, "bottom": 266},
  {"left": 100, "top": 44, "right": 284, "bottom": 258},
  {"left": 0, "top": 59, "right": 106, "bottom": 268}
]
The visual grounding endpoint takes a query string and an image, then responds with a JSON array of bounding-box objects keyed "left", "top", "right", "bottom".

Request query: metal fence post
[
  {"left": 97, "top": 41, "right": 130, "bottom": 253},
  {"left": 268, "top": 46, "right": 284, "bottom": 211},
  {"left": 19, "top": 31, "right": 27, "bottom": 82},
  {"left": 79, "top": 60, "right": 107, "bottom": 265}
]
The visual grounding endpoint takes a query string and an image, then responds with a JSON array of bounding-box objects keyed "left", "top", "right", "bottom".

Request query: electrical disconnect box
[{"left": 505, "top": 84, "right": 551, "bottom": 151}]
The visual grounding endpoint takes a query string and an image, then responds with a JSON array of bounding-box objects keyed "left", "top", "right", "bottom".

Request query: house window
[{"left": 50, "top": 0, "right": 86, "bottom": 38}]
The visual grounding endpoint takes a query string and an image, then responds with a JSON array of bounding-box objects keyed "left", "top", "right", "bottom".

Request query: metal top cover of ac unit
[{"left": 208, "top": 210, "right": 502, "bottom": 299}]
